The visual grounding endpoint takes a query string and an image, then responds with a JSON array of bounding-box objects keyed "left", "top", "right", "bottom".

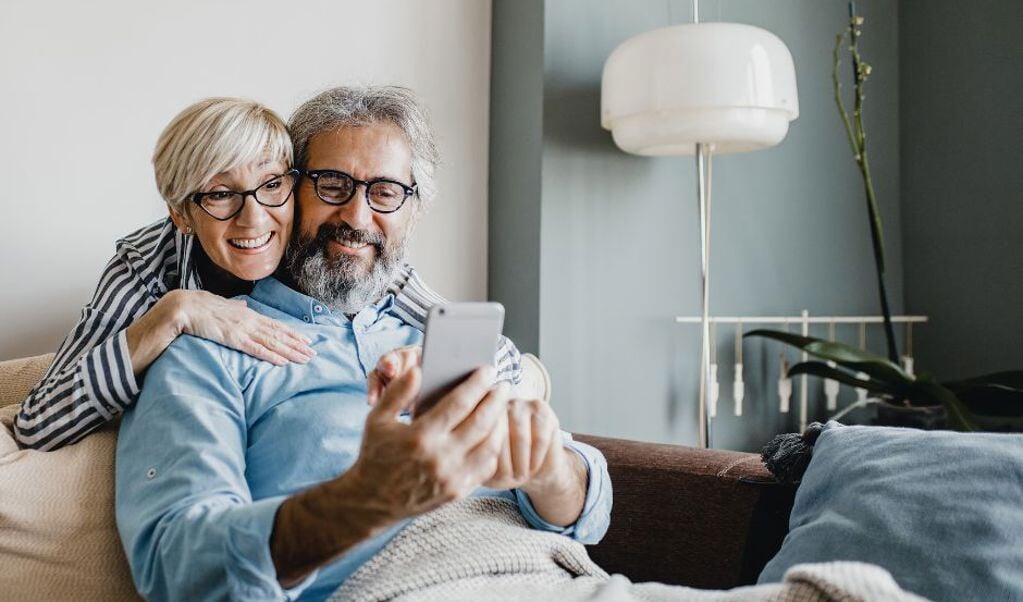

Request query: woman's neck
[{"left": 195, "top": 245, "right": 255, "bottom": 298}]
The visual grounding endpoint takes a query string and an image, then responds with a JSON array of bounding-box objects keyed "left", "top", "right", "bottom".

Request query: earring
[{"left": 185, "top": 226, "right": 193, "bottom": 234}]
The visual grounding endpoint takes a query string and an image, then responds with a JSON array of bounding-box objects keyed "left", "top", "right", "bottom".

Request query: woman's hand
[
  {"left": 126, "top": 290, "right": 315, "bottom": 376},
  {"left": 171, "top": 290, "right": 315, "bottom": 365}
]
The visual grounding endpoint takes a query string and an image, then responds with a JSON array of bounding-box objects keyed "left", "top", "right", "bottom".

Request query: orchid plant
[{"left": 746, "top": 3, "right": 1023, "bottom": 431}]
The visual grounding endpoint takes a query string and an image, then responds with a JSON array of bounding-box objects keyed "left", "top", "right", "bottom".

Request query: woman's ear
[{"left": 168, "top": 205, "right": 193, "bottom": 234}]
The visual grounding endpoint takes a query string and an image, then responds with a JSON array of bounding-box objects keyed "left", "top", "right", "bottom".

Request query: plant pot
[{"left": 874, "top": 398, "right": 947, "bottom": 430}]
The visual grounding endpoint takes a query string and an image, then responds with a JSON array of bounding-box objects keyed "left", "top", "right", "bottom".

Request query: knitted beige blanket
[{"left": 329, "top": 497, "right": 928, "bottom": 602}]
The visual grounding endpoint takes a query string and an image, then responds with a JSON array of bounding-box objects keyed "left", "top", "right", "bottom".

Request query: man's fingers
[
  {"left": 377, "top": 352, "right": 398, "bottom": 379},
  {"left": 530, "top": 405, "right": 557, "bottom": 474},
  {"left": 448, "top": 380, "right": 510, "bottom": 451},
  {"left": 509, "top": 400, "right": 532, "bottom": 481},
  {"left": 376, "top": 346, "right": 422, "bottom": 380},
  {"left": 420, "top": 366, "right": 497, "bottom": 433},
  {"left": 370, "top": 366, "right": 421, "bottom": 422},
  {"left": 464, "top": 407, "right": 507, "bottom": 485},
  {"left": 367, "top": 370, "right": 383, "bottom": 406}
]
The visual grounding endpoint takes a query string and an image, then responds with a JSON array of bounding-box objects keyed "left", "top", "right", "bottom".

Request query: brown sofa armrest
[{"left": 574, "top": 434, "right": 795, "bottom": 590}]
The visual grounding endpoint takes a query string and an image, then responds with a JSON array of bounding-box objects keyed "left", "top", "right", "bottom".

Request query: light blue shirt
[{"left": 115, "top": 277, "right": 612, "bottom": 601}]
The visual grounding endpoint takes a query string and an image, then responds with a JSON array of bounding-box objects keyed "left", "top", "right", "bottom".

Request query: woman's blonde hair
[{"left": 153, "top": 97, "right": 292, "bottom": 213}]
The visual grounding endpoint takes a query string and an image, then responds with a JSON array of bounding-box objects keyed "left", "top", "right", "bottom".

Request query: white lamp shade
[{"left": 601, "top": 23, "right": 799, "bottom": 156}]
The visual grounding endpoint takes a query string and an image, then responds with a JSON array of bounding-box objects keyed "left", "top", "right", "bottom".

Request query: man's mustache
[{"left": 305, "top": 222, "right": 386, "bottom": 256}]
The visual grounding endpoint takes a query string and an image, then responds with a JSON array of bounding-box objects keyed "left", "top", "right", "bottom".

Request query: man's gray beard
[{"left": 287, "top": 236, "right": 406, "bottom": 315}]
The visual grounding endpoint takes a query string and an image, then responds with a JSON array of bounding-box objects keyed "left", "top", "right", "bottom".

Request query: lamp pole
[{"left": 696, "top": 143, "right": 713, "bottom": 448}]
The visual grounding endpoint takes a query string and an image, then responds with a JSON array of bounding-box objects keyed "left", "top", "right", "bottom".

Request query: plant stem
[
  {"left": 832, "top": 35, "right": 858, "bottom": 156},
  {"left": 834, "top": 3, "right": 899, "bottom": 363}
]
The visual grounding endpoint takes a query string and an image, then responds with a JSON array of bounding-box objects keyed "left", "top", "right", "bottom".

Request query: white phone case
[{"left": 414, "top": 302, "right": 505, "bottom": 418}]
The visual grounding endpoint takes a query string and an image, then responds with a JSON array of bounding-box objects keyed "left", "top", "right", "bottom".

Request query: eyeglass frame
[
  {"left": 189, "top": 168, "right": 300, "bottom": 221},
  {"left": 302, "top": 169, "right": 418, "bottom": 214}
]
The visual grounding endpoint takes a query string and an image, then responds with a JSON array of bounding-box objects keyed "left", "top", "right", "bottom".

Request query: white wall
[{"left": 0, "top": 0, "right": 491, "bottom": 360}]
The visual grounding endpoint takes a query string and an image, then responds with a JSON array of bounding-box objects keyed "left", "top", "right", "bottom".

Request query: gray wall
[
  {"left": 489, "top": 0, "right": 545, "bottom": 354},
  {"left": 900, "top": 0, "right": 1023, "bottom": 380},
  {"left": 492, "top": 0, "right": 904, "bottom": 451}
]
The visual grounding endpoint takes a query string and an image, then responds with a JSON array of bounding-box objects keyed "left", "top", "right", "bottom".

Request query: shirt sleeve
[
  {"left": 14, "top": 250, "right": 154, "bottom": 450},
  {"left": 115, "top": 336, "right": 315, "bottom": 602},
  {"left": 494, "top": 335, "right": 523, "bottom": 386},
  {"left": 512, "top": 432, "right": 613, "bottom": 545}
]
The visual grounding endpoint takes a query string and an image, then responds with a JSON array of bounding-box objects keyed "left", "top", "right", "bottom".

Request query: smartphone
[{"left": 413, "top": 302, "right": 505, "bottom": 418}]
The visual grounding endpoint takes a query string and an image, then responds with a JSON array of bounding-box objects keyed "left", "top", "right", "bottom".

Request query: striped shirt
[{"left": 15, "top": 217, "right": 521, "bottom": 451}]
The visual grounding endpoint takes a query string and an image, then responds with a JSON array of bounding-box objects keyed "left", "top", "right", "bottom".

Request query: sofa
[{"left": 0, "top": 353, "right": 795, "bottom": 600}]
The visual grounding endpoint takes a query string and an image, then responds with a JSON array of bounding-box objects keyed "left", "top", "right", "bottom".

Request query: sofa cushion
[
  {"left": 0, "top": 403, "right": 139, "bottom": 601},
  {"left": 0, "top": 353, "right": 54, "bottom": 409},
  {"left": 758, "top": 421, "right": 1023, "bottom": 602}
]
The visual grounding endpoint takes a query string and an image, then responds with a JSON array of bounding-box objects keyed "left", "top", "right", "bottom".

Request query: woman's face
[{"left": 170, "top": 159, "right": 294, "bottom": 282}]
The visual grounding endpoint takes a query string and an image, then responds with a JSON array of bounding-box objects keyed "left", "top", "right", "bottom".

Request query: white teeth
[
  {"left": 339, "top": 238, "right": 367, "bottom": 249},
  {"left": 230, "top": 232, "right": 272, "bottom": 249}
]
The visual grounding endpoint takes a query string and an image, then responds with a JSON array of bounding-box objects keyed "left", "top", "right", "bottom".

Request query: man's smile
[{"left": 329, "top": 237, "right": 374, "bottom": 256}]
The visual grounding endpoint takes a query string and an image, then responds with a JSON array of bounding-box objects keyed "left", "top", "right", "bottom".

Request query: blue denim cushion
[{"left": 758, "top": 421, "right": 1023, "bottom": 602}]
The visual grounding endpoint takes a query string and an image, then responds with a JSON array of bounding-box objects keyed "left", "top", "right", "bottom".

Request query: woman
[{"left": 15, "top": 98, "right": 314, "bottom": 451}]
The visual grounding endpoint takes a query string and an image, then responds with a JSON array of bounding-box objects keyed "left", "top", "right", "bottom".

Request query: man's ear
[{"left": 168, "top": 205, "right": 193, "bottom": 234}]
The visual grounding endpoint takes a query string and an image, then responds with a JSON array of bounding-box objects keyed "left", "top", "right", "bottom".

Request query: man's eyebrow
[{"left": 310, "top": 166, "right": 411, "bottom": 182}]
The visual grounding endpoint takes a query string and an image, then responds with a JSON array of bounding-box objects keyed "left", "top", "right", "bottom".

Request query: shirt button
[
  {"left": 146, "top": 467, "right": 157, "bottom": 479},
  {"left": 314, "top": 305, "right": 323, "bottom": 313},
  {"left": 303, "top": 316, "right": 311, "bottom": 322}
]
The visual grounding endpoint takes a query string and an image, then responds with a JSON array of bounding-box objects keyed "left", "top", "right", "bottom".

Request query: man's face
[{"left": 287, "top": 122, "right": 418, "bottom": 313}]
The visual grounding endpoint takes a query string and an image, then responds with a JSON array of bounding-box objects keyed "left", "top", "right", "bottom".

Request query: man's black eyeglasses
[
  {"left": 304, "top": 169, "right": 417, "bottom": 214},
  {"left": 190, "top": 169, "right": 300, "bottom": 221}
]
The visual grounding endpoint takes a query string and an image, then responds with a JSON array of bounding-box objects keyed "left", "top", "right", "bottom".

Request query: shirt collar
[
  {"left": 250, "top": 277, "right": 394, "bottom": 327},
  {"left": 174, "top": 223, "right": 203, "bottom": 291}
]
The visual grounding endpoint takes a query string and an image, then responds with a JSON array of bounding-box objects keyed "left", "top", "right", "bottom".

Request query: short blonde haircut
[{"left": 153, "top": 97, "right": 292, "bottom": 213}]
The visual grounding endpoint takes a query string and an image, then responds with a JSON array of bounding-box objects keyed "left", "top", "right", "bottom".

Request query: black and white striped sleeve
[
  {"left": 13, "top": 251, "right": 160, "bottom": 451},
  {"left": 494, "top": 335, "right": 523, "bottom": 386},
  {"left": 391, "top": 265, "right": 523, "bottom": 386}
]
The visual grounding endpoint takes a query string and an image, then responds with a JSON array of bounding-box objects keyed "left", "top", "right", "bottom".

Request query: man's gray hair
[{"left": 289, "top": 86, "right": 440, "bottom": 212}]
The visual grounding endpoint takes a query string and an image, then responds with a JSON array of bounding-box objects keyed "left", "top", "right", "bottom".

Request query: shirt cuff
[
  {"left": 81, "top": 330, "right": 141, "bottom": 417},
  {"left": 513, "top": 434, "right": 613, "bottom": 544},
  {"left": 223, "top": 495, "right": 319, "bottom": 601}
]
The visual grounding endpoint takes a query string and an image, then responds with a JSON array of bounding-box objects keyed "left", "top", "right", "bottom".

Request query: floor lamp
[{"left": 600, "top": 17, "right": 799, "bottom": 448}]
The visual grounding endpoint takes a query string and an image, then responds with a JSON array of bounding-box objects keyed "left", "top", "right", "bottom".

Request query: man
[{"left": 115, "top": 86, "right": 612, "bottom": 602}]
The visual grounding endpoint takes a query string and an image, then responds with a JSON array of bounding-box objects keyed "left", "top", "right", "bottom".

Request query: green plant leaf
[
  {"left": 787, "top": 361, "right": 899, "bottom": 394},
  {"left": 942, "top": 371, "right": 1023, "bottom": 418},
  {"left": 745, "top": 329, "right": 911, "bottom": 385},
  {"left": 943, "top": 370, "right": 1023, "bottom": 391},
  {"left": 910, "top": 377, "right": 978, "bottom": 432}
]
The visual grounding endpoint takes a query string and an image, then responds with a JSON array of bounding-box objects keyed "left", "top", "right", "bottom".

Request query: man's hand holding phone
[
  {"left": 365, "top": 344, "right": 586, "bottom": 526},
  {"left": 352, "top": 363, "right": 510, "bottom": 521}
]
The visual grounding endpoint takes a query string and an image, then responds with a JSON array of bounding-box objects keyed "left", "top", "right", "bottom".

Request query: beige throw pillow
[{"left": 0, "top": 354, "right": 140, "bottom": 601}]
